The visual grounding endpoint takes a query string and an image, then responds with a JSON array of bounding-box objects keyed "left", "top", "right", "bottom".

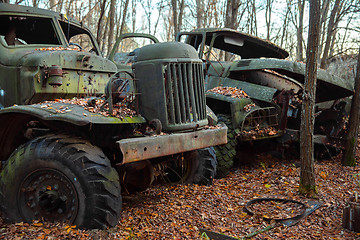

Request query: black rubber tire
[
  {"left": 164, "top": 147, "right": 217, "bottom": 186},
  {"left": 214, "top": 114, "right": 238, "bottom": 178},
  {"left": 0, "top": 135, "right": 122, "bottom": 229}
]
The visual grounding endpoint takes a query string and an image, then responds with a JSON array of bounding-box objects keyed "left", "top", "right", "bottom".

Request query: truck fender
[{"left": 0, "top": 103, "right": 146, "bottom": 126}]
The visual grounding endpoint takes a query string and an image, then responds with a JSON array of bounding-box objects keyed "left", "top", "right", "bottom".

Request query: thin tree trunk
[
  {"left": 296, "top": 0, "right": 305, "bottom": 61},
  {"left": 317, "top": 0, "right": 330, "bottom": 63},
  {"left": 119, "top": 0, "right": 130, "bottom": 36},
  {"left": 178, "top": 0, "right": 185, "bottom": 32},
  {"left": 342, "top": 49, "right": 360, "bottom": 166},
  {"left": 299, "top": 0, "right": 320, "bottom": 198},
  {"left": 132, "top": 0, "right": 136, "bottom": 32},
  {"left": 280, "top": 0, "right": 292, "bottom": 47},
  {"left": 171, "top": 0, "right": 178, "bottom": 38},
  {"left": 96, "top": 0, "right": 107, "bottom": 47},
  {"left": 320, "top": 0, "right": 341, "bottom": 69},
  {"left": 265, "top": 0, "right": 273, "bottom": 40},
  {"left": 196, "top": 0, "right": 203, "bottom": 28},
  {"left": 107, "top": 0, "right": 116, "bottom": 57},
  {"left": 224, "top": 0, "right": 240, "bottom": 60}
]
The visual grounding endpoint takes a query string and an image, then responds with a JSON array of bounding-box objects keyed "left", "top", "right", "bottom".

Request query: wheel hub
[{"left": 18, "top": 169, "right": 79, "bottom": 223}]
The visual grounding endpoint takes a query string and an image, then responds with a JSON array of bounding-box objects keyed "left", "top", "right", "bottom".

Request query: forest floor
[{"left": 1, "top": 146, "right": 360, "bottom": 239}]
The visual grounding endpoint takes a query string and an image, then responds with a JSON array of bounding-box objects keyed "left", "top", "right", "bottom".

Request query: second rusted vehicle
[
  {"left": 0, "top": 4, "right": 227, "bottom": 229},
  {"left": 177, "top": 28, "right": 353, "bottom": 177}
]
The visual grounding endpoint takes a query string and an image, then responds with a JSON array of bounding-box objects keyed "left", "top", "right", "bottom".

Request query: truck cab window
[
  {"left": 59, "top": 20, "right": 98, "bottom": 54},
  {"left": 0, "top": 15, "right": 60, "bottom": 46}
]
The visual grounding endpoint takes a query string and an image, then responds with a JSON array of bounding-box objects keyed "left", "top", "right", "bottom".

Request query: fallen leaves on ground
[{"left": 1, "top": 152, "right": 360, "bottom": 239}]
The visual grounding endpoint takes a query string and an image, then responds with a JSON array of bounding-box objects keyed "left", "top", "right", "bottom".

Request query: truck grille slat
[
  {"left": 164, "top": 62, "right": 206, "bottom": 125},
  {"left": 181, "top": 63, "right": 191, "bottom": 122},
  {"left": 193, "top": 64, "right": 201, "bottom": 120},
  {"left": 177, "top": 63, "right": 187, "bottom": 122},
  {"left": 195, "top": 64, "right": 206, "bottom": 119},
  {"left": 187, "top": 63, "right": 198, "bottom": 122},
  {"left": 199, "top": 65, "right": 207, "bottom": 119},
  {"left": 171, "top": 64, "right": 182, "bottom": 123},
  {"left": 166, "top": 64, "right": 176, "bottom": 124}
]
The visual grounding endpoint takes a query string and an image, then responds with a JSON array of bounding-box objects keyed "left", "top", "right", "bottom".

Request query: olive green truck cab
[
  {"left": 177, "top": 28, "right": 353, "bottom": 177},
  {"left": 0, "top": 3, "right": 227, "bottom": 229}
]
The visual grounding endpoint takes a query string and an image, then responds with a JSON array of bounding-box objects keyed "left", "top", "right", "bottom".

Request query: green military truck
[
  {"left": 177, "top": 28, "right": 354, "bottom": 177},
  {"left": 0, "top": 3, "right": 227, "bottom": 229}
]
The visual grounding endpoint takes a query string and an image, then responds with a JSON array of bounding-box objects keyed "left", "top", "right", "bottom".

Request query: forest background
[{"left": 4, "top": 0, "right": 360, "bottom": 79}]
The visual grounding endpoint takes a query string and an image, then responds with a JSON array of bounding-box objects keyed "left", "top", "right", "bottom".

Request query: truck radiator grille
[
  {"left": 164, "top": 62, "right": 206, "bottom": 125},
  {"left": 242, "top": 107, "right": 278, "bottom": 131}
]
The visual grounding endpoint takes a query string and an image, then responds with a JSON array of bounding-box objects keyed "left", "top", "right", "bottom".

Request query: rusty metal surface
[
  {"left": 231, "top": 58, "right": 353, "bottom": 102},
  {"left": 343, "top": 197, "right": 360, "bottom": 232},
  {"left": 118, "top": 125, "right": 227, "bottom": 164},
  {"left": 177, "top": 28, "right": 289, "bottom": 59},
  {"left": 0, "top": 102, "right": 146, "bottom": 126}
]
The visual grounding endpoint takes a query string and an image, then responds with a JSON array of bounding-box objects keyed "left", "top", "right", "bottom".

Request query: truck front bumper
[{"left": 117, "top": 125, "right": 227, "bottom": 164}]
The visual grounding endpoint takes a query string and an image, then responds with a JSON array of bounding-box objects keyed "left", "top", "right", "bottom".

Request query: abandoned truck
[
  {"left": 0, "top": 3, "right": 227, "bottom": 229},
  {"left": 176, "top": 28, "right": 354, "bottom": 177}
]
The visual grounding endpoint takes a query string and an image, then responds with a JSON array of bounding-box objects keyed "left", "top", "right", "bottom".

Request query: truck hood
[
  {"left": 229, "top": 58, "right": 354, "bottom": 102},
  {"left": 5, "top": 48, "right": 117, "bottom": 73}
]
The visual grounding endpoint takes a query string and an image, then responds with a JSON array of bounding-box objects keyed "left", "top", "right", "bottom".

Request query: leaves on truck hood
[{"left": 207, "top": 86, "right": 249, "bottom": 99}]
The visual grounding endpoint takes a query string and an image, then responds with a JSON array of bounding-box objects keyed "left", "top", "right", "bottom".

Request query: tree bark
[
  {"left": 224, "top": 0, "right": 241, "bottom": 60},
  {"left": 265, "top": 0, "right": 274, "bottom": 40},
  {"left": 96, "top": 0, "right": 107, "bottom": 48},
  {"left": 342, "top": 49, "right": 360, "bottom": 166},
  {"left": 296, "top": 0, "right": 305, "bottom": 61},
  {"left": 107, "top": 0, "right": 116, "bottom": 57},
  {"left": 119, "top": 0, "right": 130, "bottom": 36},
  {"left": 196, "top": 0, "right": 203, "bottom": 28},
  {"left": 320, "top": 0, "right": 341, "bottom": 69},
  {"left": 299, "top": 0, "right": 320, "bottom": 197}
]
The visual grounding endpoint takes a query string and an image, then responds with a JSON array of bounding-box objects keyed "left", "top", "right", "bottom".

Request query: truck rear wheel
[
  {"left": 164, "top": 147, "right": 217, "bottom": 186},
  {"left": 0, "top": 135, "right": 121, "bottom": 229},
  {"left": 214, "top": 114, "right": 238, "bottom": 178}
]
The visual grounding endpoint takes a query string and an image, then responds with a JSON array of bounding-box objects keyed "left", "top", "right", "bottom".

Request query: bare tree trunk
[
  {"left": 299, "top": 0, "right": 320, "bottom": 198},
  {"left": 317, "top": 0, "right": 330, "bottom": 62},
  {"left": 119, "top": 0, "right": 130, "bottom": 36},
  {"left": 101, "top": 17, "right": 110, "bottom": 54},
  {"left": 132, "top": 0, "right": 136, "bottom": 32},
  {"left": 196, "top": 0, "right": 203, "bottom": 28},
  {"left": 171, "top": 0, "right": 178, "bottom": 38},
  {"left": 107, "top": 0, "right": 116, "bottom": 56},
  {"left": 320, "top": 0, "right": 341, "bottom": 69},
  {"left": 32, "top": 0, "right": 39, "bottom": 7},
  {"left": 296, "top": 0, "right": 305, "bottom": 61},
  {"left": 49, "top": 0, "right": 56, "bottom": 10},
  {"left": 178, "top": 0, "right": 185, "bottom": 32},
  {"left": 96, "top": 0, "right": 107, "bottom": 47},
  {"left": 265, "top": 0, "right": 274, "bottom": 40},
  {"left": 224, "top": 0, "right": 241, "bottom": 60},
  {"left": 342, "top": 49, "right": 360, "bottom": 166},
  {"left": 249, "top": 0, "right": 258, "bottom": 36},
  {"left": 280, "top": 0, "right": 292, "bottom": 47}
]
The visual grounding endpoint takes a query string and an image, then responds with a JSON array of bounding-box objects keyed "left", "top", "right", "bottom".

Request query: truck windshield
[
  {"left": 0, "top": 15, "right": 61, "bottom": 46},
  {"left": 59, "top": 20, "right": 98, "bottom": 54}
]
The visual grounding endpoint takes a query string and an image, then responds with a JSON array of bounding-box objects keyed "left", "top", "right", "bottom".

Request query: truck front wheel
[
  {"left": 214, "top": 114, "right": 238, "bottom": 178},
  {"left": 0, "top": 135, "right": 122, "bottom": 229},
  {"left": 163, "top": 147, "right": 217, "bottom": 186}
]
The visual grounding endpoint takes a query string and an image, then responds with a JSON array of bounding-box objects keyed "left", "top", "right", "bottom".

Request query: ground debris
[
  {"left": 2, "top": 141, "right": 360, "bottom": 239},
  {"left": 207, "top": 86, "right": 249, "bottom": 98}
]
